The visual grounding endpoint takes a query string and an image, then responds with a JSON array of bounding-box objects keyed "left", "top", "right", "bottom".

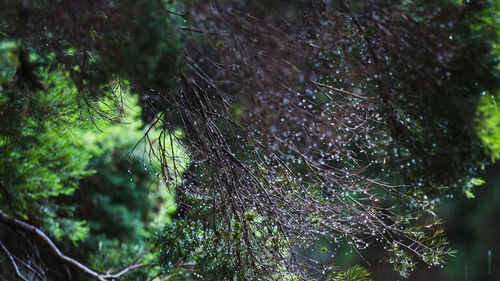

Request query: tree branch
[
  {"left": 12, "top": 255, "right": 46, "bottom": 281},
  {"left": 102, "top": 263, "right": 150, "bottom": 279},
  {"left": 0, "top": 240, "right": 28, "bottom": 281},
  {"left": 180, "top": 26, "right": 216, "bottom": 34},
  {"left": 310, "top": 80, "right": 367, "bottom": 99},
  {"left": 0, "top": 209, "right": 107, "bottom": 281}
]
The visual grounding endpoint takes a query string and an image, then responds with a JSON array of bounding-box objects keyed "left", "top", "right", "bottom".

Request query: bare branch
[
  {"left": 102, "top": 263, "right": 150, "bottom": 279},
  {"left": 0, "top": 209, "right": 106, "bottom": 281},
  {"left": 0, "top": 240, "right": 28, "bottom": 281},
  {"left": 310, "top": 80, "right": 367, "bottom": 99}
]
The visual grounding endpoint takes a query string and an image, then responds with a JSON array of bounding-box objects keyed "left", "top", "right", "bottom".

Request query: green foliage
[
  {"left": 63, "top": 95, "right": 181, "bottom": 280},
  {"left": 1, "top": 0, "right": 500, "bottom": 280},
  {"left": 154, "top": 221, "right": 237, "bottom": 281},
  {"left": 88, "top": 241, "right": 152, "bottom": 281},
  {"left": 464, "top": 177, "right": 486, "bottom": 199},
  {"left": 0, "top": 0, "right": 185, "bottom": 99},
  {"left": 383, "top": 218, "right": 456, "bottom": 279},
  {"left": 326, "top": 265, "right": 373, "bottom": 281},
  {"left": 387, "top": 243, "right": 416, "bottom": 280},
  {"left": 469, "top": 0, "right": 500, "bottom": 163},
  {"left": 0, "top": 40, "right": 183, "bottom": 279},
  {"left": 0, "top": 41, "right": 91, "bottom": 242},
  {"left": 477, "top": 93, "right": 500, "bottom": 161},
  {"left": 383, "top": 0, "right": 500, "bottom": 197},
  {"left": 75, "top": 100, "right": 155, "bottom": 243}
]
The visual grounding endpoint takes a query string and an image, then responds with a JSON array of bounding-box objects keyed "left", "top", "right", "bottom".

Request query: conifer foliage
[{"left": 1, "top": 0, "right": 499, "bottom": 280}]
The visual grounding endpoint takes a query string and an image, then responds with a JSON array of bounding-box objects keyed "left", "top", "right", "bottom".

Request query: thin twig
[
  {"left": 310, "top": 80, "right": 367, "bottom": 99},
  {"left": 180, "top": 26, "right": 216, "bottom": 34},
  {"left": 0, "top": 240, "right": 28, "bottom": 281}
]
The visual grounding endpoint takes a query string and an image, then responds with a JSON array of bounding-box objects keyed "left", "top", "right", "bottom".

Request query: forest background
[{"left": 1, "top": 0, "right": 500, "bottom": 280}]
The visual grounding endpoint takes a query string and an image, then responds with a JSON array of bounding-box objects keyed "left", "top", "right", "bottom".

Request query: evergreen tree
[{"left": 1, "top": 1, "right": 500, "bottom": 280}]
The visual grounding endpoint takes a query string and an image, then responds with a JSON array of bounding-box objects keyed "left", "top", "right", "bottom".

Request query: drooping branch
[{"left": 0, "top": 209, "right": 147, "bottom": 281}]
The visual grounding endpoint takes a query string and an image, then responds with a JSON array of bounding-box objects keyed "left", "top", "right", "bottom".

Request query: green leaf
[{"left": 465, "top": 189, "right": 476, "bottom": 199}]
